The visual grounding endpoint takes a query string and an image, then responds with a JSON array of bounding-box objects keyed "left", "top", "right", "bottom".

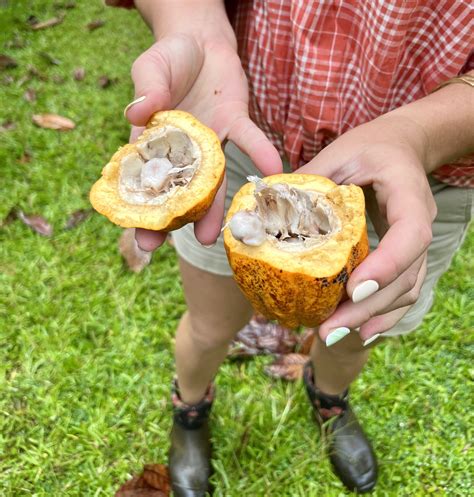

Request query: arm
[
  {"left": 299, "top": 74, "right": 474, "bottom": 344},
  {"left": 135, "top": 0, "right": 234, "bottom": 43},
  {"left": 379, "top": 71, "right": 474, "bottom": 172},
  {"left": 126, "top": 0, "right": 282, "bottom": 250}
]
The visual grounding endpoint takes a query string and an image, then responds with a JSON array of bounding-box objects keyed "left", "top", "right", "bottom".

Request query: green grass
[{"left": 0, "top": 1, "right": 473, "bottom": 495}]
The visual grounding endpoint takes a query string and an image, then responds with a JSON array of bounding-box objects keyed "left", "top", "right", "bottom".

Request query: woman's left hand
[{"left": 298, "top": 114, "right": 437, "bottom": 345}]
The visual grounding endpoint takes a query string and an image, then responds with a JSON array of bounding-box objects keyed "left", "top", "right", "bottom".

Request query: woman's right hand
[{"left": 125, "top": 9, "right": 282, "bottom": 251}]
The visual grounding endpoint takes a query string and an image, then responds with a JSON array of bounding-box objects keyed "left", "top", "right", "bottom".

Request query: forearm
[
  {"left": 381, "top": 71, "right": 474, "bottom": 173},
  {"left": 134, "top": 0, "right": 235, "bottom": 44}
]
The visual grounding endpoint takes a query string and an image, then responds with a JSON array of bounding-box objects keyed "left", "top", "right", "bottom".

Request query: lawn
[{"left": 0, "top": 1, "right": 473, "bottom": 496}]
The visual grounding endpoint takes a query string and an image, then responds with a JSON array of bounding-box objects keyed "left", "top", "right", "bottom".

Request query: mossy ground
[{"left": 0, "top": 1, "right": 472, "bottom": 495}]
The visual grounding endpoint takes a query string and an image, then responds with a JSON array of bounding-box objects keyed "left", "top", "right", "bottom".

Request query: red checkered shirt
[{"left": 107, "top": 0, "right": 474, "bottom": 188}]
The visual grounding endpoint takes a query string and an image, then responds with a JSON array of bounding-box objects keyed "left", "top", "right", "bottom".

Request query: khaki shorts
[{"left": 173, "top": 142, "right": 473, "bottom": 337}]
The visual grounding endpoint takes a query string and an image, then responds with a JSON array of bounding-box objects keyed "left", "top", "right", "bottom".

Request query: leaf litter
[{"left": 32, "top": 113, "right": 75, "bottom": 130}]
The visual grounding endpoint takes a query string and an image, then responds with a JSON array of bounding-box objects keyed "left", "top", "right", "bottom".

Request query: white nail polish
[
  {"left": 352, "top": 280, "right": 379, "bottom": 303},
  {"left": 326, "top": 327, "right": 351, "bottom": 347},
  {"left": 123, "top": 95, "right": 146, "bottom": 117},
  {"left": 363, "top": 333, "right": 381, "bottom": 346}
]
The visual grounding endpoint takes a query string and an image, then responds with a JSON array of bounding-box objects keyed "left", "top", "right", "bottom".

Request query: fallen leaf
[
  {"left": 73, "top": 67, "right": 85, "bottom": 81},
  {"left": 2, "top": 75, "right": 15, "bottom": 85},
  {"left": 87, "top": 19, "right": 106, "bottom": 31},
  {"left": 298, "top": 328, "right": 315, "bottom": 355},
  {"left": 98, "top": 75, "right": 116, "bottom": 88},
  {"left": 30, "top": 16, "right": 64, "bottom": 30},
  {"left": 115, "top": 464, "right": 170, "bottom": 497},
  {"left": 119, "top": 228, "right": 152, "bottom": 273},
  {"left": 28, "top": 65, "right": 48, "bottom": 80},
  {"left": 17, "top": 150, "right": 33, "bottom": 164},
  {"left": 64, "top": 209, "right": 92, "bottom": 230},
  {"left": 52, "top": 74, "right": 66, "bottom": 84},
  {"left": 26, "top": 15, "right": 40, "bottom": 26},
  {"left": 5, "top": 35, "right": 26, "bottom": 49},
  {"left": 1, "top": 208, "right": 19, "bottom": 228},
  {"left": 32, "top": 113, "right": 75, "bottom": 131},
  {"left": 265, "top": 353, "right": 309, "bottom": 381},
  {"left": 17, "top": 210, "right": 53, "bottom": 237},
  {"left": 0, "top": 54, "right": 18, "bottom": 70},
  {"left": 229, "top": 314, "right": 298, "bottom": 357},
  {"left": 40, "top": 52, "right": 61, "bottom": 65},
  {"left": 24, "top": 88, "right": 37, "bottom": 102},
  {"left": 143, "top": 465, "right": 171, "bottom": 494},
  {"left": 0, "top": 120, "right": 16, "bottom": 132}
]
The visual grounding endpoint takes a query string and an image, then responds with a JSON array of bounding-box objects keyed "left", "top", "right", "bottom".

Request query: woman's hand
[
  {"left": 298, "top": 115, "right": 437, "bottom": 344},
  {"left": 125, "top": 4, "right": 282, "bottom": 251}
]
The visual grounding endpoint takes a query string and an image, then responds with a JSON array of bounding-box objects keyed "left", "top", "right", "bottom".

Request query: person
[{"left": 107, "top": 1, "right": 473, "bottom": 494}]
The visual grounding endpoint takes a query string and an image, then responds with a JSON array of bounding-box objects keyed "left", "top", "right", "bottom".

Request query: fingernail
[
  {"left": 352, "top": 280, "right": 379, "bottom": 303},
  {"left": 123, "top": 95, "right": 146, "bottom": 117},
  {"left": 325, "top": 327, "right": 351, "bottom": 347},
  {"left": 202, "top": 242, "right": 216, "bottom": 249},
  {"left": 363, "top": 333, "right": 381, "bottom": 346}
]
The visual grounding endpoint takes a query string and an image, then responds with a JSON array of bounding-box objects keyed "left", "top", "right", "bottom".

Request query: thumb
[
  {"left": 227, "top": 116, "right": 283, "bottom": 176},
  {"left": 125, "top": 34, "right": 204, "bottom": 126}
]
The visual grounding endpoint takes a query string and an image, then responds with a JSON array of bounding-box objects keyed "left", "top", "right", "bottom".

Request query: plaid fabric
[{"left": 108, "top": 0, "right": 474, "bottom": 187}]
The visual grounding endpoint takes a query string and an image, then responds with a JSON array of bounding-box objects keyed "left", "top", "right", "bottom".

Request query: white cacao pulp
[
  {"left": 118, "top": 126, "right": 201, "bottom": 205},
  {"left": 230, "top": 177, "right": 341, "bottom": 251}
]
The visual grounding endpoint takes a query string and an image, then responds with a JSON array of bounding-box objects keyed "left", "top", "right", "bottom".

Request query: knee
[{"left": 187, "top": 314, "right": 239, "bottom": 352}]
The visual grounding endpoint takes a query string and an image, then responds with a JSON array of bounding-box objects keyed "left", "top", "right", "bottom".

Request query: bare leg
[
  {"left": 310, "top": 331, "right": 373, "bottom": 395},
  {"left": 175, "top": 257, "right": 253, "bottom": 405}
]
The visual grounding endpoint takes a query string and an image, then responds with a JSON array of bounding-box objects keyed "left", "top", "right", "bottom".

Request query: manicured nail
[
  {"left": 363, "top": 334, "right": 381, "bottom": 347},
  {"left": 123, "top": 95, "right": 146, "bottom": 117},
  {"left": 352, "top": 280, "right": 379, "bottom": 303},
  {"left": 326, "top": 327, "right": 350, "bottom": 347}
]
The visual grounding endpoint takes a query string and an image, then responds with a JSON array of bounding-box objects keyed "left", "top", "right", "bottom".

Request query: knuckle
[
  {"left": 404, "top": 270, "right": 419, "bottom": 291},
  {"left": 405, "top": 287, "right": 421, "bottom": 305},
  {"left": 419, "top": 224, "right": 433, "bottom": 250}
]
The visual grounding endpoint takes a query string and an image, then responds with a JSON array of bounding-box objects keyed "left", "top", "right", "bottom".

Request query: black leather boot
[
  {"left": 303, "top": 361, "right": 378, "bottom": 493},
  {"left": 169, "top": 380, "right": 214, "bottom": 496}
]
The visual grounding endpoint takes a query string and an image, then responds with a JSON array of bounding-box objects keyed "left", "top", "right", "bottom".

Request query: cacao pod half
[
  {"left": 224, "top": 174, "right": 368, "bottom": 328},
  {"left": 90, "top": 110, "right": 224, "bottom": 231}
]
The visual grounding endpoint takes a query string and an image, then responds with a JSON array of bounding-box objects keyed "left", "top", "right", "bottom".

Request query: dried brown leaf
[
  {"left": 32, "top": 113, "right": 75, "bottom": 131},
  {"left": 0, "top": 120, "right": 16, "bottom": 132},
  {"left": 1, "top": 208, "right": 18, "bottom": 228},
  {"left": 64, "top": 209, "right": 92, "bottom": 230},
  {"left": 298, "top": 328, "right": 315, "bottom": 355},
  {"left": 143, "top": 464, "right": 170, "bottom": 493},
  {"left": 115, "top": 464, "right": 169, "bottom": 497},
  {"left": 87, "top": 19, "right": 105, "bottom": 31},
  {"left": 30, "top": 16, "right": 64, "bottom": 30},
  {"left": 24, "top": 88, "right": 37, "bottom": 102},
  {"left": 73, "top": 67, "right": 85, "bottom": 81},
  {"left": 2, "top": 75, "right": 15, "bottom": 85},
  {"left": 52, "top": 74, "right": 66, "bottom": 84},
  {"left": 229, "top": 314, "right": 298, "bottom": 357},
  {"left": 265, "top": 353, "right": 308, "bottom": 381},
  {"left": 98, "top": 75, "right": 116, "bottom": 88},
  {"left": 40, "top": 52, "right": 61, "bottom": 66},
  {"left": 0, "top": 54, "right": 18, "bottom": 70},
  {"left": 119, "top": 228, "right": 152, "bottom": 273},
  {"left": 28, "top": 65, "right": 48, "bottom": 81},
  {"left": 5, "top": 35, "right": 26, "bottom": 49},
  {"left": 18, "top": 150, "right": 33, "bottom": 164},
  {"left": 17, "top": 210, "right": 53, "bottom": 237}
]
